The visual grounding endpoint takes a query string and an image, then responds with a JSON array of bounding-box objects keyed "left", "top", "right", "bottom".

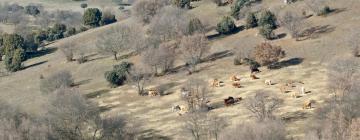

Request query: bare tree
[
  {"left": 141, "top": 41, "right": 176, "bottom": 75},
  {"left": 148, "top": 6, "right": 190, "bottom": 42},
  {"left": 220, "top": 120, "right": 287, "bottom": 140},
  {"left": 304, "top": 0, "right": 328, "bottom": 16},
  {"left": 97, "top": 23, "right": 145, "bottom": 60},
  {"left": 132, "top": 0, "right": 170, "bottom": 24},
  {"left": 252, "top": 42, "right": 285, "bottom": 66},
  {"left": 127, "top": 65, "right": 152, "bottom": 95},
  {"left": 60, "top": 42, "right": 76, "bottom": 62},
  {"left": 279, "top": 10, "right": 309, "bottom": 41},
  {"left": 245, "top": 91, "right": 282, "bottom": 121},
  {"left": 40, "top": 70, "right": 74, "bottom": 94},
  {"left": 183, "top": 78, "right": 210, "bottom": 112},
  {"left": 180, "top": 34, "right": 210, "bottom": 73}
]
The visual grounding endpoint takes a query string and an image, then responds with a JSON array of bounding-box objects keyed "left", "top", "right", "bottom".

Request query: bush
[
  {"left": 25, "top": 5, "right": 40, "bottom": 16},
  {"left": 173, "top": 0, "right": 191, "bottom": 9},
  {"left": 60, "top": 43, "right": 74, "bottom": 62},
  {"left": 319, "top": 6, "right": 331, "bottom": 16},
  {"left": 252, "top": 42, "right": 285, "bottom": 66},
  {"left": 34, "top": 30, "right": 47, "bottom": 44},
  {"left": 245, "top": 12, "right": 257, "bottom": 29},
  {"left": 79, "top": 26, "right": 88, "bottom": 32},
  {"left": 105, "top": 62, "right": 133, "bottom": 87},
  {"left": 100, "top": 11, "right": 117, "bottom": 25},
  {"left": 187, "top": 17, "right": 205, "bottom": 35},
  {"left": 259, "top": 24, "right": 274, "bottom": 40},
  {"left": 83, "top": 8, "right": 102, "bottom": 27},
  {"left": 40, "top": 70, "right": 74, "bottom": 94},
  {"left": 216, "top": 16, "right": 236, "bottom": 34},
  {"left": 258, "top": 10, "right": 277, "bottom": 29},
  {"left": 80, "top": 3, "right": 88, "bottom": 9},
  {"left": 24, "top": 33, "right": 38, "bottom": 52},
  {"left": 65, "top": 27, "right": 77, "bottom": 37},
  {"left": 4, "top": 48, "right": 24, "bottom": 72},
  {"left": 230, "top": 0, "right": 253, "bottom": 19}
]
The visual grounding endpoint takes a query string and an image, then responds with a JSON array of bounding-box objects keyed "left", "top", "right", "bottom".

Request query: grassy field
[{"left": 0, "top": 0, "right": 359, "bottom": 139}]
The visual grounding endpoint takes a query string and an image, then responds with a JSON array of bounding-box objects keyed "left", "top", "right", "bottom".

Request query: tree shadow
[
  {"left": 26, "top": 48, "right": 57, "bottom": 59},
  {"left": 298, "top": 25, "right": 335, "bottom": 41},
  {"left": 86, "top": 89, "right": 110, "bottom": 98},
  {"left": 202, "top": 50, "right": 234, "bottom": 62},
  {"left": 137, "top": 129, "right": 172, "bottom": 140},
  {"left": 281, "top": 111, "right": 308, "bottom": 123},
  {"left": 72, "top": 79, "right": 92, "bottom": 87},
  {"left": 275, "top": 33, "right": 287, "bottom": 40},
  {"left": 324, "top": 8, "right": 347, "bottom": 16},
  {"left": 207, "top": 25, "right": 245, "bottom": 40},
  {"left": 22, "top": 60, "right": 48, "bottom": 70},
  {"left": 155, "top": 82, "right": 181, "bottom": 96},
  {"left": 267, "top": 58, "right": 304, "bottom": 70},
  {"left": 87, "top": 55, "right": 108, "bottom": 62}
]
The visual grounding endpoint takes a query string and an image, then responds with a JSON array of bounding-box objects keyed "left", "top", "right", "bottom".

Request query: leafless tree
[
  {"left": 40, "top": 70, "right": 74, "bottom": 94},
  {"left": 182, "top": 78, "right": 210, "bottom": 112},
  {"left": 245, "top": 91, "right": 282, "bottom": 121},
  {"left": 304, "top": 0, "right": 327, "bottom": 16},
  {"left": 97, "top": 23, "right": 145, "bottom": 60},
  {"left": 132, "top": 0, "right": 170, "bottom": 24},
  {"left": 179, "top": 34, "right": 210, "bottom": 73},
  {"left": 220, "top": 120, "right": 287, "bottom": 140},
  {"left": 183, "top": 112, "right": 226, "bottom": 140},
  {"left": 252, "top": 42, "right": 285, "bottom": 66},
  {"left": 148, "top": 6, "right": 190, "bottom": 42},
  {"left": 60, "top": 42, "right": 76, "bottom": 62},
  {"left": 141, "top": 41, "right": 176, "bottom": 75},
  {"left": 127, "top": 65, "right": 153, "bottom": 95},
  {"left": 279, "top": 10, "right": 309, "bottom": 41}
]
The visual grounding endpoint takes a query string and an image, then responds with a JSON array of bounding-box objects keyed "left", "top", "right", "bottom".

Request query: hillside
[{"left": 0, "top": 0, "right": 360, "bottom": 139}]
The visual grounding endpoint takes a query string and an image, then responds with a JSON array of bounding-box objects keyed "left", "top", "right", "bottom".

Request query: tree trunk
[{"left": 114, "top": 53, "right": 118, "bottom": 60}]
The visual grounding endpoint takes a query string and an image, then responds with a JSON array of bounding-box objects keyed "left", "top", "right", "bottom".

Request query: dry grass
[{"left": 0, "top": 0, "right": 359, "bottom": 139}]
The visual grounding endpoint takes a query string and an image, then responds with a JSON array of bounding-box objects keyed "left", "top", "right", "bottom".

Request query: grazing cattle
[
  {"left": 224, "top": 96, "right": 242, "bottom": 106},
  {"left": 250, "top": 74, "right": 259, "bottom": 80},
  {"left": 230, "top": 75, "right": 241, "bottom": 82},
  {"left": 250, "top": 66, "right": 261, "bottom": 74},
  {"left": 178, "top": 105, "right": 189, "bottom": 115},
  {"left": 209, "top": 79, "right": 221, "bottom": 87},
  {"left": 303, "top": 100, "right": 312, "bottom": 109},
  {"left": 148, "top": 89, "right": 158, "bottom": 96},
  {"left": 232, "top": 82, "right": 241, "bottom": 88},
  {"left": 265, "top": 79, "right": 272, "bottom": 85}
]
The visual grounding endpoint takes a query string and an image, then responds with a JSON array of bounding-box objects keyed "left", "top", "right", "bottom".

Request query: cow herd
[{"left": 145, "top": 69, "right": 313, "bottom": 116}]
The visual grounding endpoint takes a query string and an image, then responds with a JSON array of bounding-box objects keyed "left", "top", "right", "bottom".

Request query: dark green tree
[
  {"left": 258, "top": 10, "right": 277, "bottom": 29},
  {"left": 216, "top": 16, "right": 236, "bottom": 34},
  {"left": 83, "top": 8, "right": 102, "bottom": 27},
  {"left": 245, "top": 12, "right": 258, "bottom": 29}
]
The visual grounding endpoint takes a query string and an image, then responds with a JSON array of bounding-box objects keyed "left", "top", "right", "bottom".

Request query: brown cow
[
  {"left": 148, "top": 89, "right": 158, "bottom": 96},
  {"left": 224, "top": 96, "right": 242, "bottom": 106},
  {"left": 303, "top": 100, "right": 312, "bottom": 109},
  {"left": 250, "top": 74, "right": 259, "bottom": 80},
  {"left": 230, "top": 75, "right": 241, "bottom": 82},
  {"left": 232, "top": 82, "right": 241, "bottom": 88},
  {"left": 209, "top": 79, "right": 221, "bottom": 87}
]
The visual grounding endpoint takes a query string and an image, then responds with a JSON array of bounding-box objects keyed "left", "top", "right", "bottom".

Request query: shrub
[
  {"left": 34, "top": 30, "right": 47, "bottom": 44},
  {"left": 60, "top": 43, "right": 74, "bottom": 62},
  {"left": 79, "top": 26, "right": 88, "bottom": 32},
  {"left": 132, "top": 0, "right": 170, "bottom": 24},
  {"left": 245, "top": 12, "right": 257, "bottom": 29},
  {"left": 187, "top": 17, "right": 205, "bottom": 35},
  {"left": 4, "top": 48, "right": 24, "bottom": 72},
  {"left": 25, "top": 5, "right": 40, "bottom": 16},
  {"left": 230, "top": 0, "right": 253, "bottom": 19},
  {"left": 252, "top": 42, "right": 285, "bottom": 66},
  {"left": 100, "top": 11, "right": 117, "bottom": 25},
  {"left": 83, "top": 8, "right": 102, "bottom": 27},
  {"left": 80, "top": 3, "right": 88, "bottom": 9},
  {"left": 40, "top": 70, "right": 74, "bottom": 94},
  {"left": 24, "top": 33, "right": 38, "bottom": 53},
  {"left": 259, "top": 24, "right": 274, "bottom": 40},
  {"left": 319, "top": 6, "right": 331, "bottom": 16},
  {"left": 173, "top": 0, "right": 191, "bottom": 9},
  {"left": 105, "top": 62, "right": 133, "bottom": 87},
  {"left": 65, "top": 27, "right": 77, "bottom": 37},
  {"left": 216, "top": 16, "right": 236, "bottom": 34},
  {"left": 258, "top": 10, "right": 277, "bottom": 29}
]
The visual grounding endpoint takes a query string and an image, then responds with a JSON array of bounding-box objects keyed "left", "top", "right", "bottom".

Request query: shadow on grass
[
  {"left": 137, "top": 129, "right": 172, "bottom": 140},
  {"left": 86, "top": 89, "right": 110, "bottom": 98},
  {"left": 268, "top": 58, "right": 304, "bottom": 70},
  {"left": 202, "top": 50, "right": 234, "bottom": 62},
  {"left": 298, "top": 25, "right": 335, "bottom": 41},
  {"left": 207, "top": 25, "right": 245, "bottom": 40},
  {"left": 156, "top": 82, "right": 181, "bottom": 96},
  {"left": 22, "top": 60, "right": 48, "bottom": 70},
  {"left": 73, "top": 79, "right": 92, "bottom": 87},
  {"left": 26, "top": 48, "right": 57, "bottom": 59}
]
